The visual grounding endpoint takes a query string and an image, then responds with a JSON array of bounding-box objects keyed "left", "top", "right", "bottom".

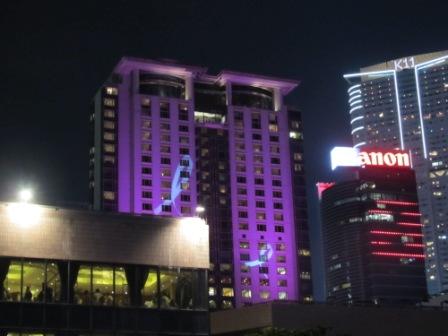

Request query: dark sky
[{"left": 1, "top": 0, "right": 447, "bottom": 300}]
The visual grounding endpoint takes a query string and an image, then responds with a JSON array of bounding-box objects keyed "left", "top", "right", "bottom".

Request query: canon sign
[{"left": 331, "top": 147, "right": 411, "bottom": 170}]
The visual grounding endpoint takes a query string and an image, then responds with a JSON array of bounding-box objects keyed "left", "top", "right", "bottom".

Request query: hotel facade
[{"left": 89, "top": 58, "right": 312, "bottom": 309}]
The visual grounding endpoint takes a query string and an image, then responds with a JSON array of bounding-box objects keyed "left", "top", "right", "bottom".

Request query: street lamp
[
  {"left": 195, "top": 205, "right": 205, "bottom": 214},
  {"left": 19, "top": 189, "right": 33, "bottom": 203}
]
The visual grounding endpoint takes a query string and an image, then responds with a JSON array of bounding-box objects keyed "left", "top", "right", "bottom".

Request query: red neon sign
[
  {"left": 400, "top": 212, "right": 421, "bottom": 217},
  {"left": 377, "top": 200, "right": 418, "bottom": 206},
  {"left": 372, "top": 252, "right": 425, "bottom": 258},
  {"left": 404, "top": 243, "right": 425, "bottom": 248},
  {"left": 370, "top": 230, "right": 423, "bottom": 237},
  {"left": 370, "top": 241, "right": 392, "bottom": 245},
  {"left": 397, "top": 222, "right": 423, "bottom": 227}
]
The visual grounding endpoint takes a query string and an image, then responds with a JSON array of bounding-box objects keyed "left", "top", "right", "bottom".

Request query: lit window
[
  {"left": 241, "top": 277, "right": 251, "bottom": 286},
  {"left": 278, "top": 291, "right": 288, "bottom": 300},
  {"left": 241, "top": 289, "right": 252, "bottom": 299},
  {"left": 277, "top": 279, "right": 287, "bottom": 287},
  {"left": 209, "top": 287, "right": 216, "bottom": 296},
  {"left": 222, "top": 288, "right": 234, "bottom": 297},
  {"left": 103, "top": 98, "right": 115, "bottom": 107},
  {"left": 277, "top": 267, "right": 287, "bottom": 275},
  {"left": 259, "top": 278, "right": 269, "bottom": 286},
  {"left": 104, "top": 121, "right": 115, "bottom": 130},
  {"left": 104, "top": 109, "right": 115, "bottom": 118},
  {"left": 104, "top": 144, "right": 115, "bottom": 153},
  {"left": 105, "top": 87, "right": 118, "bottom": 95},
  {"left": 104, "top": 132, "right": 115, "bottom": 141},
  {"left": 103, "top": 191, "right": 115, "bottom": 200},
  {"left": 260, "top": 291, "right": 270, "bottom": 299}
]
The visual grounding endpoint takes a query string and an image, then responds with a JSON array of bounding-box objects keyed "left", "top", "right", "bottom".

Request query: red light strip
[
  {"left": 405, "top": 243, "right": 425, "bottom": 248},
  {"left": 368, "top": 209, "right": 393, "bottom": 214},
  {"left": 370, "top": 230, "right": 423, "bottom": 237},
  {"left": 372, "top": 252, "right": 425, "bottom": 258},
  {"left": 370, "top": 241, "right": 392, "bottom": 245},
  {"left": 400, "top": 212, "right": 421, "bottom": 217},
  {"left": 377, "top": 200, "right": 418, "bottom": 206},
  {"left": 397, "top": 222, "right": 423, "bottom": 227}
]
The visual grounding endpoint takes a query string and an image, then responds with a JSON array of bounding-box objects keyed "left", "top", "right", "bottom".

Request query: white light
[
  {"left": 195, "top": 205, "right": 205, "bottom": 213},
  {"left": 349, "top": 105, "right": 363, "bottom": 114},
  {"left": 348, "top": 89, "right": 361, "bottom": 96},
  {"left": 416, "top": 55, "right": 448, "bottom": 70},
  {"left": 414, "top": 66, "right": 428, "bottom": 158},
  {"left": 392, "top": 71, "right": 405, "bottom": 149},
  {"left": 349, "top": 99, "right": 362, "bottom": 106},
  {"left": 180, "top": 217, "right": 207, "bottom": 244},
  {"left": 348, "top": 84, "right": 361, "bottom": 93},
  {"left": 353, "top": 141, "right": 366, "bottom": 148},
  {"left": 350, "top": 116, "right": 364, "bottom": 124},
  {"left": 351, "top": 126, "right": 364, "bottom": 134},
  {"left": 7, "top": 203, "right": 42, "bottom": 228},
  {"left": 330, "top": 147, "right": 360, "bottom": 170},
  {"left": 348, "top": 95, "right": 361, "bottom": 103},
  {"left": 19, "top": 189, "right": 33, "bottom": 202},
  {"left": 344, "top": 69, "right": 394, "bottom": 79}
]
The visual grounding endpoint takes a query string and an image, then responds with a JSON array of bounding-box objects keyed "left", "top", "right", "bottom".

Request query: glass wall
[{"left": 1, "top": 258, "right": 207, "bottom": 310}]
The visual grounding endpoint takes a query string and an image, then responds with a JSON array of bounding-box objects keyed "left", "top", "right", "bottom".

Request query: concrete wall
[
  {"left": 0, "top": 202, "right": 209, "bottom": 269},
  {"left": 211, "top": 301, "right": 448, "bottom": 336}
]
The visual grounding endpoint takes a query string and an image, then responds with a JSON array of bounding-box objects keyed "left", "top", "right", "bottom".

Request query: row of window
[
  {"left": 241, "top": 289, "right": 288, "bottom": 300},
  {"left": 140, "top": 99, "right": 189, "bottom": 120},
  {"left": 240, "top": 278, "right": 287, "bottom": 287}
]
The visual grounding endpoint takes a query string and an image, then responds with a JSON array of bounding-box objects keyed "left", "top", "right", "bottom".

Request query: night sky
[{"left": 1, "top": 1, "right": 447, "bottom": 300}]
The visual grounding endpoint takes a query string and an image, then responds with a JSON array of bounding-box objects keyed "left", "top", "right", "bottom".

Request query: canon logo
[
  {"left": 330, "top": 147, "right": 412, "bottom": 170},
  {"left": 359, "top": 151, "right": 410, "bottom": 167}
]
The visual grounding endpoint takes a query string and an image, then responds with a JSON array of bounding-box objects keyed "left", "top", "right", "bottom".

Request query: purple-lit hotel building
[{"left": 89, "top": 57, "right": 312, "bottom": 309}]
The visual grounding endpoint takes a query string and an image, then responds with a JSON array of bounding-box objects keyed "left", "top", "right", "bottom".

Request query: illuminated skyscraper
[
  {"left": 343, "top": 51, "right": 448, "bottom": 294},
  {"left": 89, "top": 57, "right": 312, "bottom": 308},
  {"left": 321, "top": 149, "right": 427, "bottom": 304}
]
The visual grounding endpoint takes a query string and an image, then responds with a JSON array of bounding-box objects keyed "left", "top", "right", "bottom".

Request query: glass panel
[
  {"left": 92, "top": 265, "right": 114, "bottom": 306},
  {"left": 177, "top": 270, "right": 193, "bottom": 309},
  {"left": 141, "top": 269, "right": 158, "bottom": 308},
  {"left": 23, "top": 261, "right": 46, "bottom": 302},
  {"left": 160, "top": 269, "right": 180, "bottom": 309},
  {"left": 74, "top": 265, "right": 91, "bottom": 304},
  {"left": 46, "top": 262, "right": 61, "bottom": 303},
  {"left": 114, "top": 267, "right": 129, "bottom": 306},
  {"left": 4, "top": 261, "right": 21, "bottom": 301}
]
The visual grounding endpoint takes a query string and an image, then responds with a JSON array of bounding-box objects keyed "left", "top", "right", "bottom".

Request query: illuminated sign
[
  {"left": 393, "top": 57, "right": 415, "bottom": 71},
  {"left": 331, "top": 147, "right": 411, "bottom": 170}
]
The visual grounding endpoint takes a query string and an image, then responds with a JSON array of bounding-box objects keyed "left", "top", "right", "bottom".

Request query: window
[
  {"left": 142, "top": 143, "right": 151, "bottom": 152},
  {"left": 239, "top": 211, "right": 248, "bottom": 218},
  {"left": 104, "top": 98, "right": 115, "bottom": 107},
  {"left": 269, "top": 124, "right": 278, "bottom": 132},
  {"left": 104, "top": 144, "right": 115, "bottom": 153},
  {"left": 241, "top": 289, "right": 252, "bottom": 299},
  {"left": 161, "top": 146, "right": 170, "bottom": 153},
  {"left": 209, "top": 287, "right": 216, "bottom": 296},
  {"left": 271, "top": 168, "right": 280, "bottom": 176},
  {"left": 161, "top": 123, "right": 170, "bottom": 130},
  {"left": 181, "top": 194, "right": 190, "bottom": 202},
  {"left": 161, "top": 134, "right": 170, "bottom": 142},
  {"left": 274, "top": 203, "right": 283, "bottom": 209},
  {"left": 141, "top": 98, "right": 151, "bottom": 107},
  {"left": 142, "top": 179, "right": 151, "bottom": 186},
  {"left": 241, "top": 277, "right": 251, "bottom": 286},
  {"left": 278, "top": 292, "right": 288, "bottom": 300},
  {"left": 274, "top": 213, "right": 284, "bottom": 221},
  {"left": 179, "top": 104, "right": 189, "bottom": 120},
  {"left": 240, "top": 264, "right": 249, "bottom": 273},
  {"left": 255, "top": 178, "right": 264, "bottom": 185},
  {"left": 220, "top": 264, "right": 232, "bottom": 272},
  {"left": 258, "top": 279, "right": 269, "bottom": 287},
  {"left": 260, "top": 291, "right": 270, "bottom": 299},
  {"left": 104, "top": 109, "right": 115, "bottom": 118},
  {"left": 237, "top": 188, "right": 247, "bottom": 195},
  {"left": 240, "top": 254, "right": 250, "bottom": 261},
  {"left": 255, "top": 190, "right": 265, "bottom": 196},
  {"left": 277, "top": 255, "right": 286, "bottom": 263},
  {"left": 179, "top": 136, "right": 189, "bottom": 144},
  {"left": 162, "top": 205, "right": 172, "bottom": 212},
  {"left": 254, "top": 156, "right": 263, "bottom": 164},
  {"left": 142, "top": 191, "right": 152, "bottom": 198},
  {"left": 142, "top": 131, "right": 151, "bottom": 140},
  {"left": 238, "top": 199, "right": 248, "bottom": 207},
  {"left": 160, "top": 269, "right": 194, "bottom": 309},
  {"left": 278, "top": 279, "right": 287, "bottom": 287},
  {"left": 271, "top": 158, "right": 280, "bottom": 164},
  {"left": 259, "top": 267, "right": 269, "bottom": 274},
  {"left": 273, "top": 191, "right": 282, "bottom": 198},
  {"left": 142, "top": 156, "right": 151, "bottom": 163},
  {"left": 142, "top": 120, "right": 151, "bottom": 128},
  {"left": 254, "top": 167, "right": 263, "bottom": 174},
  {"left": 256, "top": 201, "right": 265, "bottom": 208},
  {"left": 239, "top": 223, "right": 249, "bottom": 230},
  {"left": 275, "top": 226, "right": 284, "bottom": 233},
  {"left": 276, "top": 243, "right": 286, "bottom": 251},
  {"left": 103, "top": 191, "right": 115, "bottom": 200},
  {"left": 180, "top": 171, "right": 190, "bottom": 178},
  {"left": 104, "top": 132, "right": 115, "bottom": 141},
  {"left": 160, "top": 102, "right": 170, "bottom": 118},
  {"left": 181, "top": 206, "right": 191, "bottom": 214},
  {"left": 257, "top": 224, "right": 266, "bottom": 231},
  {"left": 256, "top": 213, "right": 266, "bottom": 220},
  {"left": 258, "top": 242, "right": 267, "bottom": 250},
  {"left": 237, "top": 165, "right": 246, "bottom": 173},
  {"left": 277, "top": 267, "right": 287, "bottom": 275},
  {"left": 180, "top": 148, "right": 189, "bottom": 155},
  {"left": 142, "top": 167, "right": 152, "bottom": 175},
  {"left": 240, "top": 241, "right": 250, "bottom": 249},
  {"left": 179, "top": 125, "right": 189, "bottom": 132},
  {"left": 253, "top": 133, "right": 262, "bottom": 140},
  {"left": 161, "top": 181, "right": 171, "bottom": 188},
  {"left": 293, "top": 153, "right": 303, "bottom": 161},
  {"left": 237, "top": 176, "right": 246, "bottom": 184},
  {"left": 180, "top": 159, "right": 190, "bottom": 167},
  {"left": 270, "top": 135, "right": 279, "bottom": 142},
  {"left": 222, "top": 288, "right": 234, "bottom": 297},
  {"left": 104, "top": 121, "right": 115, "bottom": 130},
  {"left": 161, "top": 157, "right": 171, "bottom": 164},
  {"left": 105, "top": 87, "right": 118, "bottom": 95}
]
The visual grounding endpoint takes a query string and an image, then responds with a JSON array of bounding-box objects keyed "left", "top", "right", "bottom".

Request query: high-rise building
[
  {"left": 89, "top": 57, "right": 312, "bottom": 308},
  {"left": 343, "top": 51, "right": 448, "bottom": 294},
  {"left": 320, "top": 148, "right": 427, "bottom": 304}
]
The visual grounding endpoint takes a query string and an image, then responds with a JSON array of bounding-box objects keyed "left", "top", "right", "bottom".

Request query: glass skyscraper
[
  {"left": 89, "top": 57, "right": 312, "bottom": 308},
  {"left": 343, "top": 50, "right": 448, "bottom": 294}
]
